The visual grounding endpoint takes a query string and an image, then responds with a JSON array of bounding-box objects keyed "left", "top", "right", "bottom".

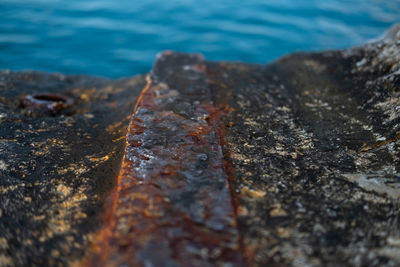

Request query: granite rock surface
[{"left": 0, "top": 73, "right": 145, "bottom": 266}]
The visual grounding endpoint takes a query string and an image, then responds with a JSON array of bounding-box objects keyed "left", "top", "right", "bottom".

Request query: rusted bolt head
[{"left": 20, "top": 93, "right": 73, "bottom": 116}]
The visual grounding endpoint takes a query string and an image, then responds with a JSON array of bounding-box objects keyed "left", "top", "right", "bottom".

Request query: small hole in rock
[{"left": 33, "top": 94, "right": 67, "bottom": 103}]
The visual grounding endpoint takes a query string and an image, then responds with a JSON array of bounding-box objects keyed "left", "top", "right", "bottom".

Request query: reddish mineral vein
[{"left": 85, "top": 51, "right": 244, "bottom": 266}]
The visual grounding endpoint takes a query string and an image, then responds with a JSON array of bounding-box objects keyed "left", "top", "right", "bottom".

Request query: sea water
[{"left": 1, "top": 0, "right": 399, "bottom": 78}]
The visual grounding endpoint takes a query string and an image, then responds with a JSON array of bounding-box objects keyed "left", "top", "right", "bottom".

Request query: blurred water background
[{"left": 1, "top": 0, "right": 400, "bottom": 78}]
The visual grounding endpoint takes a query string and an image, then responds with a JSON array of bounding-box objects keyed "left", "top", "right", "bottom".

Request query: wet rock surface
[
  {"left": 0, "top": 72, "right": 145, "bottom": 266},
  {"left": 85, "top": 52, "right": 243, "bottom": 267},
  {"left": 0, "top": 24, "right": 400, "bottom": 266},
  {"left": 208, "top": 24, "right": 400, "bottom": 266}
]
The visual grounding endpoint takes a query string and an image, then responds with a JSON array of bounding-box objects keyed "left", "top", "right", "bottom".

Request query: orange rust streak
[
  {"left": 82, "top": 52, "right": 245, "bottom": 267},
  {"left": 79, "top": 77, "right": 153, "bottom": 267},
  {"left": 133, "top": 75, "right": 152, "bottom": 113},
  {"left": 206, "top": 104, "right": 248, "bottom": 262},
  {"left": 361, "top": 132, "right": 400, "bottom": 152}
]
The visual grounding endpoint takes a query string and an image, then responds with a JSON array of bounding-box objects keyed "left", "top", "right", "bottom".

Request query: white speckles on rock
[
  {"left": 0, "top": 160, "right": 7, "bottom": 171},
  {"left": 342, "top": 168, "right": 400, "bottom": 200}
]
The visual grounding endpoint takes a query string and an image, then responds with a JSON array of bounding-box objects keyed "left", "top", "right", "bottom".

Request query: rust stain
[
  {"left": 361, "top": 132, "right": 400, "bottom": 152},
  {"left": 83, "top": 52, "right": 244, "bottom": 266}
]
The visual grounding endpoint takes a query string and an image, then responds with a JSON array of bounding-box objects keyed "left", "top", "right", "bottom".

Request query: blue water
[{"left": 1, "top": 0, "right": 399, "bottom": 78}]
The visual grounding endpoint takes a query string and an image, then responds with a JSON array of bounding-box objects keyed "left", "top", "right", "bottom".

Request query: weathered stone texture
[
  {"left": 0, "top": 72, "right": 145, "bottom": 266},
  {"left": 207, "top": 23, "right": 400, "bottom": 266}
]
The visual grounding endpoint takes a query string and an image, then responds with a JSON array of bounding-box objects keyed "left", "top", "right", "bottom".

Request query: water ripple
[{"left": 0, "top": 0, "right": 399, "bottom": 77}]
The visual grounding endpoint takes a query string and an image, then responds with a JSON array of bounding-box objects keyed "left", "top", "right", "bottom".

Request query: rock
[
  {"left": 0, "top": 24, "right": 400, "bottom": 266},
  {"left": 208, "top": 23, "right": 400, "bottom": 266},
  {"left": 84, "top": 52, "right": 244, "bottom": 267},
  {"left": 0, "top": 72, "right": 146, "bottom": 266}
]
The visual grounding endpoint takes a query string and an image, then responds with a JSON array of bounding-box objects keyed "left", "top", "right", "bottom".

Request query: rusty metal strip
[{"left": 85, "top": 51, "right": 244, "bottom": 266}]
